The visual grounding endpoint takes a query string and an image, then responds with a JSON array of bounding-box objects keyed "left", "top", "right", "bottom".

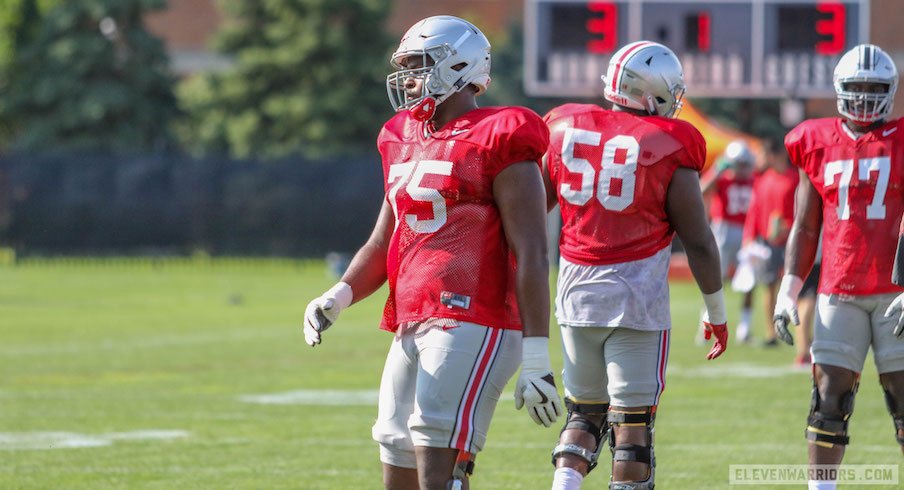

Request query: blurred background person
[
  {"left": 700, "top": 139, "right": 755, "bottom": 343},
  {"left": 741, "top": 137, "right": 799, "bottom": 347},
  {"left": 794, "top": 236, "right": 821, "bottom": 368}
]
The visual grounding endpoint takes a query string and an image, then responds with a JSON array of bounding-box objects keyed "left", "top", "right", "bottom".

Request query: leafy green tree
[
  {"left": 178, "top": 0, "right": 394, "bottom": 159},
  {"left": 2, "top": 0, "right": 178, "bottom": 153},
  {"left": 0, "top": 0, "right": 60, "bottom": 145},
  {"left": 0, "top": 0, "right": 58, "bottom": 68}
]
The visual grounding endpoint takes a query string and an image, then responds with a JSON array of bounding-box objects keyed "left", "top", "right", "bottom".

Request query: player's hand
[
  {"left": 514, "top": 337, "right": 562, "bottom": 427},
  {"left": 302, "top": 282, "right": 353, "bottom": 347},
  {"left": 701, "top": 289, "right": 729, "bottom": 360},
  {"left": 773, "top": 275, "right": 803, "bottom": 345},
  {"left": 715, "top": 156, "right": 734, "bottom": 173},
  {"left": 883, "top": 292, "right": 904, "bottom": 337},
  {"left": 703, "top": 322, "right": 728, "bottom": 360}
]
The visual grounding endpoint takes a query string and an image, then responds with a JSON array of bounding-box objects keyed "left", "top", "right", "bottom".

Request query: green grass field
[{"left": 1, "top": 259, "right": 900, "bottom": 489}]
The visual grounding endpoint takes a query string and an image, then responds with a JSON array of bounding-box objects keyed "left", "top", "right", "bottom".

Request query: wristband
[
  {"left": 325, "top": 282, "right": 354, "bottom": 309},
  {"left": 702, "top": 288, "right": 728, "bottom": 325},
  {"left": 777, "top": 274, "right": 804, "bottom": 303},
  {"left": 522, "top": 336, "right": 552, "bottom": 373}
]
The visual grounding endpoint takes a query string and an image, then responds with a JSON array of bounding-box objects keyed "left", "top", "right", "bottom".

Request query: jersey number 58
[{"left": 560, "top": 128, "right": 638, "bottom": 211}]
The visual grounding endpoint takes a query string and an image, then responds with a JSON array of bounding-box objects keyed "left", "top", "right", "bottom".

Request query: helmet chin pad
[{"left": 409, "top": 96, "right": 437, "bottom": 121}]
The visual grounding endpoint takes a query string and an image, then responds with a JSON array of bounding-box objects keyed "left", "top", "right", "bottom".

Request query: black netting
[{"left": 0, "top": 153, "right": 384, "bottom": 257}]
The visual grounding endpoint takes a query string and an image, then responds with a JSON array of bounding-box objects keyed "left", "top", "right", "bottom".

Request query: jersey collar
[{"left": 837, "top": 118, "right": 896, "bottom": 143}]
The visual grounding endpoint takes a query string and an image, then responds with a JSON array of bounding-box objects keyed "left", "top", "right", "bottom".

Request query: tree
[
  {"left": 1, "top": 0, "right": 178, "bottom": 153},
  {"left": 178, "top": 0, "right": 394, "bottom": 159},
  {"left": 0, "top": 0, "right": 60, "bottom": 145},
  {"left": 0, "top": 0, "right": 58, "bottom": 68}
]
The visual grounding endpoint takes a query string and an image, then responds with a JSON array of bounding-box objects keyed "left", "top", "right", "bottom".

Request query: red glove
[{"left": 703, "top": 322, "right": 728, "bottom": 360}]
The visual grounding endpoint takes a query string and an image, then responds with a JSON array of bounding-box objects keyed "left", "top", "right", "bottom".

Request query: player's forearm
[
  {"left": 683, "top": 234, "right": 723, "bottom": 295},
  {"left": 514, "top": 251, "right": 551, "bottom": 338},
  {"left": 784, "top": 173, "right": 821, "bottom": 279},
  {"left": 784, "top": 225, "right": 819, "bottom": 279},
  {"left": 338, "top": 242, "right": 388, "bottom": 304}
]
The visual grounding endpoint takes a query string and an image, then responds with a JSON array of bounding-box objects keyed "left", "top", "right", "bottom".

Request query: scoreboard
[{"left": 524, "top": 0, "right": 869, "bottom": 98}]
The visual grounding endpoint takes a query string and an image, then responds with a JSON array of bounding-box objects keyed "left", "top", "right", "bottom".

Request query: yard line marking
[
  {"left": 239, "top": 389, "right": 379, "bottom": 406},
  {"left": 0, "top": 327, "right": 287, "bottom": 356},
  {"left": 666, "top": 363, "right": 807, "bottom": 379},
  {"left": 0, "top": 430, "right": 189, "bottom": 451}
]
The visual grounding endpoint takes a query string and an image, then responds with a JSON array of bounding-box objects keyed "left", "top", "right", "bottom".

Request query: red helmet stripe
[{"left": 611, "top": 41, "right": 655, "bottom": 93}]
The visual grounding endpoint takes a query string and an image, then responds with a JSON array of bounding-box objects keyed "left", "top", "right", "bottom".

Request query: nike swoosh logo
[
  {"left": 883, "top": 127, "right": 898, "bottom": 137},
  {"left": 450, "top": 129, "right": 469, "bottom": 136},
  {"left": 530, "top": 381, "right": 549, "bottom": 404}
]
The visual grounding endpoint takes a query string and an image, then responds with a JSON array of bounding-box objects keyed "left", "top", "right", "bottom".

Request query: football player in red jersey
[
  {"left": 700, "top": 140, "right": 755, "bottom": 342},
  {"left": 302, "top": 16, "right": 562, "bottom": 490},
  {"left": 743, "top": 137, "right": 800, "bottom": 347},
  {"left": 775, "top": 43, "right": 904, "bottom": 490},
  {"left": 542, "top": 41, "right": 727, "bottom": 490}
]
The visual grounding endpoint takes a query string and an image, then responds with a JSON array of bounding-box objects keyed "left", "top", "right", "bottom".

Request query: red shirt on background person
[
  {"left": 709, "top": 170, "right": 754, "bottom": 226},
  {"left": 740, "top": 138, "right": 799, "bottom": 346},
  {"left": 743, "top": 160, "right": 799, "bottom": 248}
]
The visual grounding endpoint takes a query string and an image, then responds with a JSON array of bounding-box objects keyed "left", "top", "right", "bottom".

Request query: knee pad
[
  {"left": 551, "top": 400, "right": 609, "bottom": 472},
  {"left": 882, "top": 388, "right": 904, "bottom": 445},
  {"left": 608, "top": 407, "right": 656, "bottom": 490},
  {"left": 806, "top": 378, "right": 858, "bottom": 448}
]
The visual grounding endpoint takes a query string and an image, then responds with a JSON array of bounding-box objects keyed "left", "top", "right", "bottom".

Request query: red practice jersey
[
  {"left": 786, "top": 117, "right": 904, "bottom": 296},
  {"left": 708, "top": 171, "right": 754, "bottom": 226},
  {"left": 741, "top": 167, "right": 798, "bottom": 247},
  {"left": 544, "top": 104, "right": 706, "bottom": 265},
  {"left": 377, "top": 106, "right": 549, "bottom": 332}
]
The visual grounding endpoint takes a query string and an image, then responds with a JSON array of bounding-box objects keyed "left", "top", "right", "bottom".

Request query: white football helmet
[
  {"left": 602, "top": 41, "right": 686, "bottom": 118},
  {"left": 834, "top": 44, "right": 898, "bottom": 124},
  {"left": 723, "top": 140, "right": 755, "bottom": 166},
  {"left": 386, "top": 15, "right": 491, "bottom": 121}
]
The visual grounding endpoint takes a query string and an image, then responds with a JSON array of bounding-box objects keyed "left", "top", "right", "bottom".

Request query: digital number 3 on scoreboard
[{"left": 524, "top": 0, "right": 869, "bottom": 99}]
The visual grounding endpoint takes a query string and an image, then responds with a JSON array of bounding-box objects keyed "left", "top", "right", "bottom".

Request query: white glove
[
  {"left": 883, "top": 292, "right": 904, "bottom": 337},
  {"left": 773, "top": 274, "right": 803, "bottom": 345},
  {"left": 514, "top": 337, "right": 562, "bottom": 427},
  {"left": 303, "top": 282, "right": 353, "bottom": 347}
]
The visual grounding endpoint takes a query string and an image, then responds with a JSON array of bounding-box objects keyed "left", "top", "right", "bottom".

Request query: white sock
[
  {"left": 808, "top": 480, "right": 836, "bottom": 490},
  {"left": 551, "top": 467, "right": 584, "bottom": 490},
  {"left": 741, "top": 308, "right": 752, "bottom": 326},
  {"left": 737, "top": 309, "right": 752, "bottom": 339}
]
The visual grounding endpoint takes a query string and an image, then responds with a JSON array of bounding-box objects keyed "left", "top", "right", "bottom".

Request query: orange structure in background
[
  {"left": 669, "top": 101, "right": 762, "bottom": 281},
  {"left": 677, "top": 101, "right": 764, "bottom": 172}
]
